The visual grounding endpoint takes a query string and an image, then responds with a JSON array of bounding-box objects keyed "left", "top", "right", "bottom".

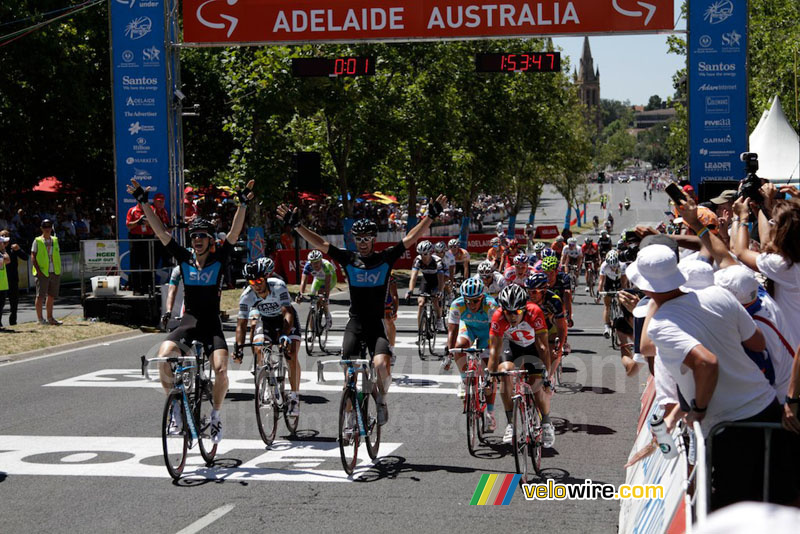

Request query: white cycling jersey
[
  {"left": 238, "top": 279, "right": 292, "bottom": 319},
  {"left": 474, "top": 271, "right": 507, "bottom": 295},
  {"left": 441, "top": 250, "right": 456, "bottom": 269},
  {"left": 599, "top": 261, "right": 626, "bottom": 281},
  {"left": 563, "top": 246, "right": 581, "bottom": 259}
]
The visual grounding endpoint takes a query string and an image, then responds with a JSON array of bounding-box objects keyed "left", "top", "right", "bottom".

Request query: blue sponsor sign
[
  {"left": 688, "top": 0, "right": 748, "bottom": 190},
  {"left": 110, "top": 0, "right": 172, "bottom": 277},
  {"left": 247, "top": 227, "right": 266, "bottom": 261}
]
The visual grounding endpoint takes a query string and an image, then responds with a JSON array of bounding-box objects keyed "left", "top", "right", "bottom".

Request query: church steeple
[
  {"left": 578, "top": 36, "right": 598, "bottom": 84},
  {"left": 574, "top": 36, "right": 602, "bottom": 130}
]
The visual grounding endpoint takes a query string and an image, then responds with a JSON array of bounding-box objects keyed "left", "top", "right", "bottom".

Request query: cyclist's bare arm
[
  {"left": 408, "top": 270, "right": 419, "bottom": 294},
  {"left": 535, "top": 331, "right": 551, "bottom": 371},
  {"left": 235, "top": 318, "right": 248, "bottom": 347},
  {"left": 323, "top": 274, "right": 331, "bottom": 298},
  {"left": 447, "top": 322, "right": 459, "bottom": 349},
  {"left": 281, "top": 306, "right": 294, "bottom": 336},
  {"left": 555, "top": 318, "right": 567, "bottom": 349},
  {"left": 126, "top": 179, "right": 171, "bottom": 245},
  {"left": 226, "top": 179, "right": 254, "bottom": 244},
  {"left": 487, "top": 334, "right": 502, "bottom": 373}
]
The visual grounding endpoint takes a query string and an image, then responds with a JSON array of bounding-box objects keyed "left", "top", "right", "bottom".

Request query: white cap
[
  {"left": 626, "top": 245, "right": 687, "bottom": 293},
  {"left": 714, "top": 265, "right": 759, "bottom": 305},
  {"left": 679, "top": 260, "right": 715, "bottom": 291},
  {"left": 0, "top": 236, "right": 9, "bottom": 243}
]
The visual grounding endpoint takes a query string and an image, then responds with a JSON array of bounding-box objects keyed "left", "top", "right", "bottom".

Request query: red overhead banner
[{"left": 183, "top": 0, "right": 674, "bottom": 45}]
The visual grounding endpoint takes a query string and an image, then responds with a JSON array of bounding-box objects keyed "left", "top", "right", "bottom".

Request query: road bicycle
[
  {"left": 585, "top": 261, "right": 598, "bottom": 299},
  {"left": 449, "top": 346, "right": 491, "bottom": 456},
  {"left": 241, "top": 340, "right": 298, "bottom": 446},
  {"left": 550, "top": 336, "right": 563, "bottom": 388},
  {"left": 413, "top": 292, "right": 440, "bottom": 360},
  {"left": 299, "top": 294, "right": 330, "bottom": 354},
  {"left": 567, "top": 263, "right": 580, "bottom": 292},
  {"left": 141, "top": 340, "right": 217, "bottom": 481},
  {"left": 317, "top": 349, "right": 381, "bottom": 475},
  {"left": 491, "top": 368, "right": 544, "bottom": 484},
  {"left": 600, "top": 290, "right": 624, "bottom": 349}
]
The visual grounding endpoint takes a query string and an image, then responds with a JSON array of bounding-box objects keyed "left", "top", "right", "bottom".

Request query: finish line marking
[{"left": 0, "top": 435, "right": 401, "bottom": 482}]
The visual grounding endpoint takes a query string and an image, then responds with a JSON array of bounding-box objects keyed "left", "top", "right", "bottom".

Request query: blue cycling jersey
[{"left": 447, "top": 295, "right": 498, "bottom": 332}]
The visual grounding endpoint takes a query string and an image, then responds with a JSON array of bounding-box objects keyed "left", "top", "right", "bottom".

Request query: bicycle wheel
[
  {"left": 427, "top": 310, "right": 438, "bottom": 355},
  {"left": 528, "top": 404, "right": 543, "bottom": 476},
  {"left": 338, "top": 389, "right": 359, "bottom": 475},
  {"left": 363, "top": 389, "right": 381, "bottom": 460},
  {"left": 417, "top": 312, "right": 427, "bottom": 360},
  {"left": 587, "top": 271, "right": 596, "bottom": 298},
  {"left": 196, "top": 380, "right": 218, "bottom": 464},
  {"left": 255, "top": 366, "right": 279, "bottom": 446},
  {"left": 317, "top": 310, "right": 328, "bottom": 352},
  {"left": 162, "top": 392, "right": 188, "bottom": 480},
  {"left": 555, "top": 361, "right": 563, "bottom": 387},
  {"left": 465, "top": 378, "right": 480, "bottom": 456},
  {"left": 304, "top": 309, "right": 316, "bottom": 355},
  {"left": 512, "top": 397, "right": 530, "bottom": 483},
  {"left": 281, "top": 362, "right": 298, "bottom": 435}
]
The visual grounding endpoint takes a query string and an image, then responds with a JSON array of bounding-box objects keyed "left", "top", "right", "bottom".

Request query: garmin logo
[
  {"left": 698, "top": 83, "right": 737, "bottom": 92},
  {"left": 703, "top": 135, "right": 732, "bottom": 144},
  {"left": 699, "top": 62, "right": 736, "bottom": 72},
  {"left": 123, "top": 75, "right": 158, "bottom": 85}
]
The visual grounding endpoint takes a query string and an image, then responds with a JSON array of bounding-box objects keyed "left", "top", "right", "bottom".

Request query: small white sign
[{"left": 84, "top": 240, "right": 119, "bottom": 267}]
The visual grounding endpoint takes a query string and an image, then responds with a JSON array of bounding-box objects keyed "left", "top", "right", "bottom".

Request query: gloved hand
[
  {"left": 232, "top": 343, "right": 244, "bottom": 363},
  {"left": 131, "top": 185, "right": 149, "bottom": 204},
  {"left": 160, "top": 312, "right": 171, "bottom": 331},
  {"left": 427, "top": 199, "right": 444, "bottom": 219}
]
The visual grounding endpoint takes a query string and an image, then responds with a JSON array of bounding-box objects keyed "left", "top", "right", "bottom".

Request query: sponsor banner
[
  {"left": 274, "top": 249, "right": 346, "bottom": 282},
  {"left": 247, "top": 227, "right": 266, "bottom": 261},
  {"left": 110, "top": 0, "right": 172, "bottom": 269},
  {"left": 618, "top": 377, "right": 685, "bottom": 534},
  {"left": 534, "top": 225, "right": 560, "bottom": 239},
  {"left": 83, "top": 240, "right": 119, "bottom": 267},
  {"left": 183, "top": 0, "right": 674, "bottom": 44},
  {"left": 688, "top": 0, "right": 747, "bottom": 189}
]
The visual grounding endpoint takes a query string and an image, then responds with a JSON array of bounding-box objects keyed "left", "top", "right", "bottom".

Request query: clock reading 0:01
[
  {"left": 291, "top": 57, "right": 376, "bottom": 77},
  {"left": 475, "top": 53, "right": 561, "bottom": 73}
]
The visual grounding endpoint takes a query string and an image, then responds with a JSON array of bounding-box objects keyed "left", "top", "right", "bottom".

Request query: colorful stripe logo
[{"left": 470, "top": 474, "right": 521, "bottom": 505}]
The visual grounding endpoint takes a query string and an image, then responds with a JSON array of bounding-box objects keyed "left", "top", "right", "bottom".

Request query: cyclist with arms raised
[
  {"left": 488, "top": 284, "right": 555, "bottom": 448},
  {"left": 235, "top": 257, "right": 302, "bottom": 417},
  {"left": 127, "top": 178, "right": 254, "bottom": 444},
  {"left": 276, "top": 195, "right": 447, "bottom": 426},
  {"left": 446, "top": 277, "right": 500, "bottom": 431},
  {"left": 297, "top": 249, "right": 337, "bottom": 327}
]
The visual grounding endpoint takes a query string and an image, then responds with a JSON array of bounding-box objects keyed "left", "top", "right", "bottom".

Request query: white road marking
[
  {"left": 0, "top": 435, "right": 401, "bottom": 482},
  {"left": 44, "top": 369, "right": 461, "bottom": 394},
  {"left": 225, "top": 333, "right": 449, "bottom": 351},
  {"left": 176, "top": 504, "right": 235, "bottom": 534},
  {"left": 0, "top": 333, "right": 151, "bottom": 368}
]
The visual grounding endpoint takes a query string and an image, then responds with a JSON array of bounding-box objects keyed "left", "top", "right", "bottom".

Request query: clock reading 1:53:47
[{"left": 475, "top": 52, "right": 561, "bottom": 73}]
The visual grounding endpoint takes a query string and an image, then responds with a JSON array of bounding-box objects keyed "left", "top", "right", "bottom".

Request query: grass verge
[{"left": 0, "top": 316, "right": 138, "bottom": 356}]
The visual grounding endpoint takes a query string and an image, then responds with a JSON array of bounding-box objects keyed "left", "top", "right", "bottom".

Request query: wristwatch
[{"left": 785, "top": 396, "right": 800, "bottom": 405}]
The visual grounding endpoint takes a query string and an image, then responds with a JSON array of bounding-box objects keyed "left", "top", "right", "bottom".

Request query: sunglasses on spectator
[
  {"left": 248, "top": 277, "right": 266, "bottom": 286},
  {"left": 190, "top": 232, "right": 212, "bottom": 240},
  {"left": 354, "top": 235, "right": 374, "bottom": 243}
]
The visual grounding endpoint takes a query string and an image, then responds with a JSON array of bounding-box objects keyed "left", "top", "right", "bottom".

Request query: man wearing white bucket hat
[{"left": 627, "top": 244, "right": 796, "bottom": 510}]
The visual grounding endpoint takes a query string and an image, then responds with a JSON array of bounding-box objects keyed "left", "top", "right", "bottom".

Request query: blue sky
[{"left": 552, "top": 3, "right": 687, "bottom": 106}]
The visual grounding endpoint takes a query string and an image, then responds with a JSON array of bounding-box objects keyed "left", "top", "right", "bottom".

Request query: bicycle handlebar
[
  {"left": 316, "top": 358, "right": 373, "bottom": 383},
  {"left": 140, "top": 354, "right": 195, "bottom": 381}
]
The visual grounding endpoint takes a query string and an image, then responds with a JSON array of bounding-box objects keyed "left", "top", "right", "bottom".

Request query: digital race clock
[
  {"left": 475, "top": 53, "right": 561, "bottom": 73},
  {"left": 291, "top": 57, "right": 376, "bottom": 77}
]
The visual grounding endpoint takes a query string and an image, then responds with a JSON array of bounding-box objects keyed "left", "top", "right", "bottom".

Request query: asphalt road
[{"left": 0, "top": 181, "right": 670, "bottom": 533}]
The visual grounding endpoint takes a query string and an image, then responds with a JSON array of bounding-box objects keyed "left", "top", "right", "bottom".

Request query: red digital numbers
[
  {"left": 334, "top": 58, "right": 358, "bottom": 75},
  {"left": 481, "top": 52, "right": 560, "bottom": 73}
]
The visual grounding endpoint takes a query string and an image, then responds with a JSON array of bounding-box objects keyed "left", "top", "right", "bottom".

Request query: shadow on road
[{"left": 355, "top": 455, "right": 489, "bottom": 483}]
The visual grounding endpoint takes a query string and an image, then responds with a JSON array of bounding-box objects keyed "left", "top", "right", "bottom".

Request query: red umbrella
[{"left": 32, "top": 176, "right": 65, "bottom": 193}]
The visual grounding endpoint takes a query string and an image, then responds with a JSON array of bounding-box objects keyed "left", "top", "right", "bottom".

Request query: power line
[
  {"left": 0, "top": 0, "right": 103, "bottom": 48},
  {"left": 0, "top": 1, "right": 98, "bottom": 29}
]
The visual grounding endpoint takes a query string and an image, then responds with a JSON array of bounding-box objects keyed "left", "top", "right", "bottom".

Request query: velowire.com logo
[{"left": 469, "top": 474, "right": 520, "bottom": 505}]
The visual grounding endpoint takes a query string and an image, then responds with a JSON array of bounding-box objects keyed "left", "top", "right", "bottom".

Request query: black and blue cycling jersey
[{"left": 166, "top": 238, "right": 231, "bottom": 318}]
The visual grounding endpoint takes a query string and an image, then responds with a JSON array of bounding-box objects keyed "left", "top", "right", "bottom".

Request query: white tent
[{"left": 748, "top": 96, "right": 800, "bottom": 184}]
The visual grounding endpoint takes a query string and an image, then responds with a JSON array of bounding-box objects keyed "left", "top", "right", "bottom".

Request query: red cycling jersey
[
  {"left": 490, "top": 302, "right": 547, "bottom": 347},
  {"left": 581, "top": 243, "right": 599, "bottom": 257}
]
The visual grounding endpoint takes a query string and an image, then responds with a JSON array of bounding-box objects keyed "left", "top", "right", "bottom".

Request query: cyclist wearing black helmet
[
  {"left": 236, "top": 257, "right": 302, "bottom": 418},
  {"left": 127, "top": 178, "right": 255, "bottom": 444},
  {"left": 277, "top": 195, "right": 447, "bottom": 427}
]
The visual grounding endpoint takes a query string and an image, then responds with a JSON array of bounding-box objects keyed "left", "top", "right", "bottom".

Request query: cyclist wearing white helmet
[
  {"left": 503, "top": 252, "right": 533, "bottom": 287},
  {"left": 532, "top": 241, "right": 546, "bottom": 262},
  {"left": 488, "top": 284, "right": 555, "bottom": 448},
  {"left": 447, "top": 278, "right": 500, "bottom": 429},
  {"left": 448, "top": 237, "right": 471, "bottom": 278},
  {"left": 276, "top": 193, "right": 449, "bottom": 428},
  {"left": 297, "top": 249, "right": 337, "bottom": 327},
  {"left": 474, "top": 260, "right": 506, "bottom": 298},
  {"left": 408, "top": 240, "right": 447, "bottom": 330},
  {"left": 236, "top": 257, "right": 302, "bottom": 418},
  {"left": 551, "top": 235, "right": 565, "bottom": 260},
  {"left": 597, "top": 250, "right": 629, "bottom": 338}
]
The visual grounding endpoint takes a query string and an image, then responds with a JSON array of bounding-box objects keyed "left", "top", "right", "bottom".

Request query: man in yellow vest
[
  {"left": 30, "top": 219, "right": 62, "bottom": 325},
  {"left": 0, "top": 235, "right": 10, "bottom": 328}
]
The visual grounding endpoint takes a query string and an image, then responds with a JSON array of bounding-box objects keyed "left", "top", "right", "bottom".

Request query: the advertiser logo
[
  {"left": 128, "top": 121, "right": 155, "bottom": 135},
  {"left": 132, "top": 137, "right": 150, "bottom": 154},
  {"left": 124, "top": 110, "right": 158, "bottom": 118},
  {"left": 125, "top": 96, "right": 156, "bottom": 107},
  {"left": 704, "top": 161, "right": 731, "bottom": 171},
  {"left": 142, "top": 45, "right": 161, "bottom": 66},
  {"left": 704, "top": 118, "right": 731, "bottom": 130},
  {"left": 702, "top": 135, "right": 732, "bottom": 144},
  {"left": 697, "top": 83, "right": 737, "bottom": 92},
  {"left": 704, "top": 1, "right": 733, "bottom": 25},
  {"left": 125, "top": 17, "right": 153, "bottom": 40}
]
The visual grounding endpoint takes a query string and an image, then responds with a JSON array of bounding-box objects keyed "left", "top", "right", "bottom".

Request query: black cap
[
  {"left": 40, "top": 218, "right": 53, "bottom": 228},
  {"left": 640, "top": 233, "right": 680, "bottom": 261}
]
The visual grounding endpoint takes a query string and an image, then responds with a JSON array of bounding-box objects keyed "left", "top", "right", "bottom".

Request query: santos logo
[
  {"left": 698, "top": 62, "right": 735, "bottom": 72},
  {"left": 123, "top": 76, "right": 158, "bottom": 86}
]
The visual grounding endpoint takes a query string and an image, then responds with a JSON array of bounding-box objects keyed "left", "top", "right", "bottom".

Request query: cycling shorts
[
  {"left": 166, "top": 313, "right": 228, "bottom": 353},
  {"left": 253, "top": 307, "right": 302, "bottom": 344},
  {"left": 457, "top": 321, "right": 491, "bottom": 350},
  {"left": 311, "top": 276, "right": 337, "bottom": 294},
  {"left": 418, "top": 278, "right": 440, "bottom": 296},
  {"left": 342, "top": 316, "right": 392, "bottom": 359},
  {"left": 603, "top": 278, "right": 622, "bottom": 292},
  {"left": 500, "top": 340, "right": 546, "bottom": 376}
]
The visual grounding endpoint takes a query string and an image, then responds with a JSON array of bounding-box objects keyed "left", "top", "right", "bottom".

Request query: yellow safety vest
[
  {"left": 0, "top": 259, "right": 7, "bottom": 291},
  {"left": 32, "top": 235, "right": 61, "bottom": 277}
]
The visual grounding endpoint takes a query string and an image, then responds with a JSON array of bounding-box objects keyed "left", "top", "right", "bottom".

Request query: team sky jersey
[
  {"left": 490, "top": 302, "right": 547, "bottom": 347},
  {"left": 503, "top": 265, "right": 534, "bottom": 286},
  {"left": 412, "top": 254, "right": 446, "bottom": 286},
  {"left": 166, "top": 238, "right": 231, "bottom": 317},
  {"left": 599, "top": 261, "right": 626, "bottom": 281},
  {"left": 328, "top": 241, "right": 406, "bottom": 319},
  {"left": 238, "top": 280, "right": 292, "bottom": 320},
  {"left": 581, "top": 243, "right": 599, "bottom": 259},
  {"left": 302, "top": 259, "right": 336, "bottom": 281},
  {"left": 473, "top": 272, "right": 507, "bottom": 296},
  {"left": 448, "top": 294, "right": 498, "bottom": 330}
]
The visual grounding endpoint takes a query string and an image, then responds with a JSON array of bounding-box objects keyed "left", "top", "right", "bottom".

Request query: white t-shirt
[
  {"left": 647, "top": 286, "right": 776, "bottom": 436},
  {"left": 654, "top": 353, "right": 679, "bottom": 408},
  {"left": 752, "top": 292, "right": 795, "bottom": 400},
  {"left": 756, "top": 253, "right": 800, "bottom": 347}
]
